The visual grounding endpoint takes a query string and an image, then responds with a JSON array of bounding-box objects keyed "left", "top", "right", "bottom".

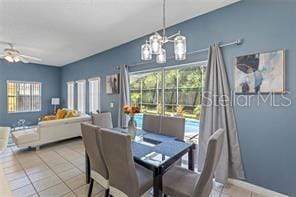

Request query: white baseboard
[{"left": 228, "top": 178, "right": 289, "bottom": 197}]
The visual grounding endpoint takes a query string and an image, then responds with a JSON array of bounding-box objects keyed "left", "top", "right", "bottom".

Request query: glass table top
[{"left": 112, "top": 128, "right": 193, "bottom": 167}]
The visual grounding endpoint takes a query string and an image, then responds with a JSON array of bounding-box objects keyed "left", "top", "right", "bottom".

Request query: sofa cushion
[{"left": 12, "top": 128, "right": 39, "bottom": 145}]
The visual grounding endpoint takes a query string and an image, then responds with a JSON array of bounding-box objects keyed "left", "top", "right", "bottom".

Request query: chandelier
[{"left": 141, "top": 0, "right": 186, "bottom": 64}]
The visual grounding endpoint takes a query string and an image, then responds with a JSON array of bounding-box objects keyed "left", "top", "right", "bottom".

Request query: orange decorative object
[{"left": 123, "top": 105, "right": 140, "bottom": 117}]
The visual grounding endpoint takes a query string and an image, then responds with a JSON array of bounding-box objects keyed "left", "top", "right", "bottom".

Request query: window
[
  {"left": 130, "top": 71, "right": 162, "bottom": 115},
  {"left": 7, "top": 80, "right": 42, "bottom": 113},
  {"left": 67, "top": 81, "right": 75, "bottom": 110},
  {"left": 129, "top": 62, "right": 206, "bottom": 138},
  {"left": 76, "top": 80, "right": 86, "bottom": 113},
  {"left": 88, "top": 77, "right": 101, "bottom": 113},
  {"left": 164, "top": 65, "right": 205, "bottom": 118}
]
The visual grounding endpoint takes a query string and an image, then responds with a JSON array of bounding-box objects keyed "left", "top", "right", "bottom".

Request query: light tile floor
[{"left": 0, "top": 138, "right": 264, "bottom": 197}]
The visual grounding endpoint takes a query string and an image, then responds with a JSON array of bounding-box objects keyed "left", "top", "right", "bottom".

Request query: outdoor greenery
[{"left": 130, "top": 65, "right": 205, "bottom": 119}]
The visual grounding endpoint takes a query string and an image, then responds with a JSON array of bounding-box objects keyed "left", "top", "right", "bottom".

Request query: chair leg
[
  {"left": 88, "top": 178, "right": 94, "bottom": 197},
  {"left": 104, "top": 189, "right": 109, "bottom": 197}
]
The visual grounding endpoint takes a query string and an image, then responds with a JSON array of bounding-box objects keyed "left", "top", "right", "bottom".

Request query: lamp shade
[
  {"left": 174, "top": 35, "right": 186, "bottom": 60},
  {"left": 141, "top": 43, "right": 152, "bottom": 61},
  {"left": 51, "top": 98, "right": 60, "bottom": 105},
  {"left": 156, "top": 48, "right": 166, "bottom": 64},
  {"left": 149, "top": 33, "right": 162, "bottom": 54}
]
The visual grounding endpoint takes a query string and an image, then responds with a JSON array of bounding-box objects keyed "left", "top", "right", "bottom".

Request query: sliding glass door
[
  {"left": 130, "top": 71, "right": 162, "bottom": 115},
  {"left": 129, "top": 62, "right": 206, "bottom": 137}
]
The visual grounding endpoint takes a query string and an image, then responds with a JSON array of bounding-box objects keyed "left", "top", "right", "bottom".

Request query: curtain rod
[{"left": 119, "top": 39, "right": 243, "bottom": 69}]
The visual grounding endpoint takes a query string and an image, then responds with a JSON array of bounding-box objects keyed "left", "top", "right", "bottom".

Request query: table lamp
[{"left": 51, "top": 98, "right": 60, "bottom": 114}]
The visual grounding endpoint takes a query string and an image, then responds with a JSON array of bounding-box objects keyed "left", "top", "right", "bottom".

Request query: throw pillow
[{"left": 56, "top": 109, "right": 67, "bottom": 119}]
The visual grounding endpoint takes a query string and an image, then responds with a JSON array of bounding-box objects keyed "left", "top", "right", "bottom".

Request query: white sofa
[
  {"left": 12, "top": 114, "right": 91, "bottom": 149},
  {"left": 0, "top": 127, "right": 11, "bottom": 154},
  {"left": 0, "top": 128, "right": 12, "bottom": 196}
]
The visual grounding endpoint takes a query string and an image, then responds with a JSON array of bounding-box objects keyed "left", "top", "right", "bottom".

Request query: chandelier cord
[{"left": 162, "top": 0, "right": 166, "bottom": 38}]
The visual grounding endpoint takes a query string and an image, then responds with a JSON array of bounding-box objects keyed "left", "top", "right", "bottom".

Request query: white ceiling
[{"left": 0, "top": 0, "right": 238, "bottom": 67}]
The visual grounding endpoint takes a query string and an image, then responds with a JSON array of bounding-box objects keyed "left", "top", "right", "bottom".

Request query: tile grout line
[
  {"left": 45, "top": 142, "right": 103, "bottom": 196},
  {"left": 54, "top": 144, "right": 85, "bottom": 173},
  {"left": 5, "top": 140, "right": 100, "bottom": 197},
  {"left": 10, "top": 145, "right": 74, "bottom": 196},
  {"left": 53, "top": 141, "right": 104, "bottom": 196},
  {"left": 10, "top": 146, "right": 40, "bottom": 197},
  {"left": 35, "top": 147, "right": 78, "bottom": 197},
  {"left": 52, "top": 145, "right": 97, "bottom": 196}
]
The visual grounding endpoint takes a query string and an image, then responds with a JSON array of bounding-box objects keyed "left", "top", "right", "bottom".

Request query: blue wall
[
  {"left": 2, "top": 1, "right": 295, "bottom": 195},
  {"left": 0, "top": 60, "right": 61, "bottom": 126},
  {"left": 60, "top": 1, "right": 296, "bottom": 195}
]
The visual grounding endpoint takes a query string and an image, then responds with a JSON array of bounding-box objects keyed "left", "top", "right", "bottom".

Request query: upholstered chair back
[
  {"left": 92, "top": 112, "right": 113, "bottom": 128},
  {"left": 160, "top": 116, "right": 185, "bottom": 140},
  {"left": 142, "top": 114, "right": 161, "bottom": 133},
  {"left": 100, "top": 128, "right": 140, "bottom": 197},
  {"left": 194, "top": 129, "right": 225, "bottom": 197},
  {"left": 81, "top": 123, "right": 109, "bottom": 181}
]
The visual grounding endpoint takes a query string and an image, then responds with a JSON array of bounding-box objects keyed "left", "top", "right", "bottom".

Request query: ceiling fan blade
[
  {"left": 19, "top": 54, "right": 41, "bottom": 61},
  {"left": 20, "top": 57, "right": 29, "bottom": 63},
  {"left": 0, "top": 41, "right": 10, "bottom": 45}
]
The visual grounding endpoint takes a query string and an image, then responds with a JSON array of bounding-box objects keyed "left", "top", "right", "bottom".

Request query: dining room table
[{"left": 85, "top": 127, "right": 195, "bottom": 197}]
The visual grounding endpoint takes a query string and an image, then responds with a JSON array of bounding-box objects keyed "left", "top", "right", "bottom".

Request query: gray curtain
[
  {"left": 198, "top": 43, "right": 245, "bottom": 183},
  {"left": 118, "top": 64, "right": 130, "bottom": 127}
]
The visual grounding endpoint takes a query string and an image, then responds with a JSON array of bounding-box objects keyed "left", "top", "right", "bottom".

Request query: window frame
[
  {"left": 88, "top": 77, "right": 101, "bottom": 113},
  {"left": 67, "top": 81, "right": 75, "bottom": 110},
  {"left": 76, "top": 79, "right": 86, "bottom": 114},
  {"left": 7, "top": 80, "right": 42, "bottom": 113}
]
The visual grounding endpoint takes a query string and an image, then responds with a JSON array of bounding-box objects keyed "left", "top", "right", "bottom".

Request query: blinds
[
  {"left": 88, "top": 77, "right": 101, "bottom": 113},
  {"left": 67, "top": 81, "right": 75, "bottom": 110},
  {"left": 76, "top": 80, "right": 86, "bottom": 113},
  {"left": 7, "top": 80, "right": 42, "bottom": 113}
]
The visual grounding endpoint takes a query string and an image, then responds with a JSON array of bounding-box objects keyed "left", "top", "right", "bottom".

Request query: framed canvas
[
  {"left": 106, "top": 74, "right": 119, "bottom": 94},
  {"left": 234, "top": 49, "right": 285, "bottom": 94}
]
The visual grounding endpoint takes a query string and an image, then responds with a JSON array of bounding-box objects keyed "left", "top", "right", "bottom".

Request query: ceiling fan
[{"left": 0, "top": 42, "right": 41, "bottom": 63}]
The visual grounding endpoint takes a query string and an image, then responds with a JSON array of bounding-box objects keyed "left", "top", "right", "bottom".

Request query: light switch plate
[{"left": 110, "top": 102, "right": 114, "bottom": 108}]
